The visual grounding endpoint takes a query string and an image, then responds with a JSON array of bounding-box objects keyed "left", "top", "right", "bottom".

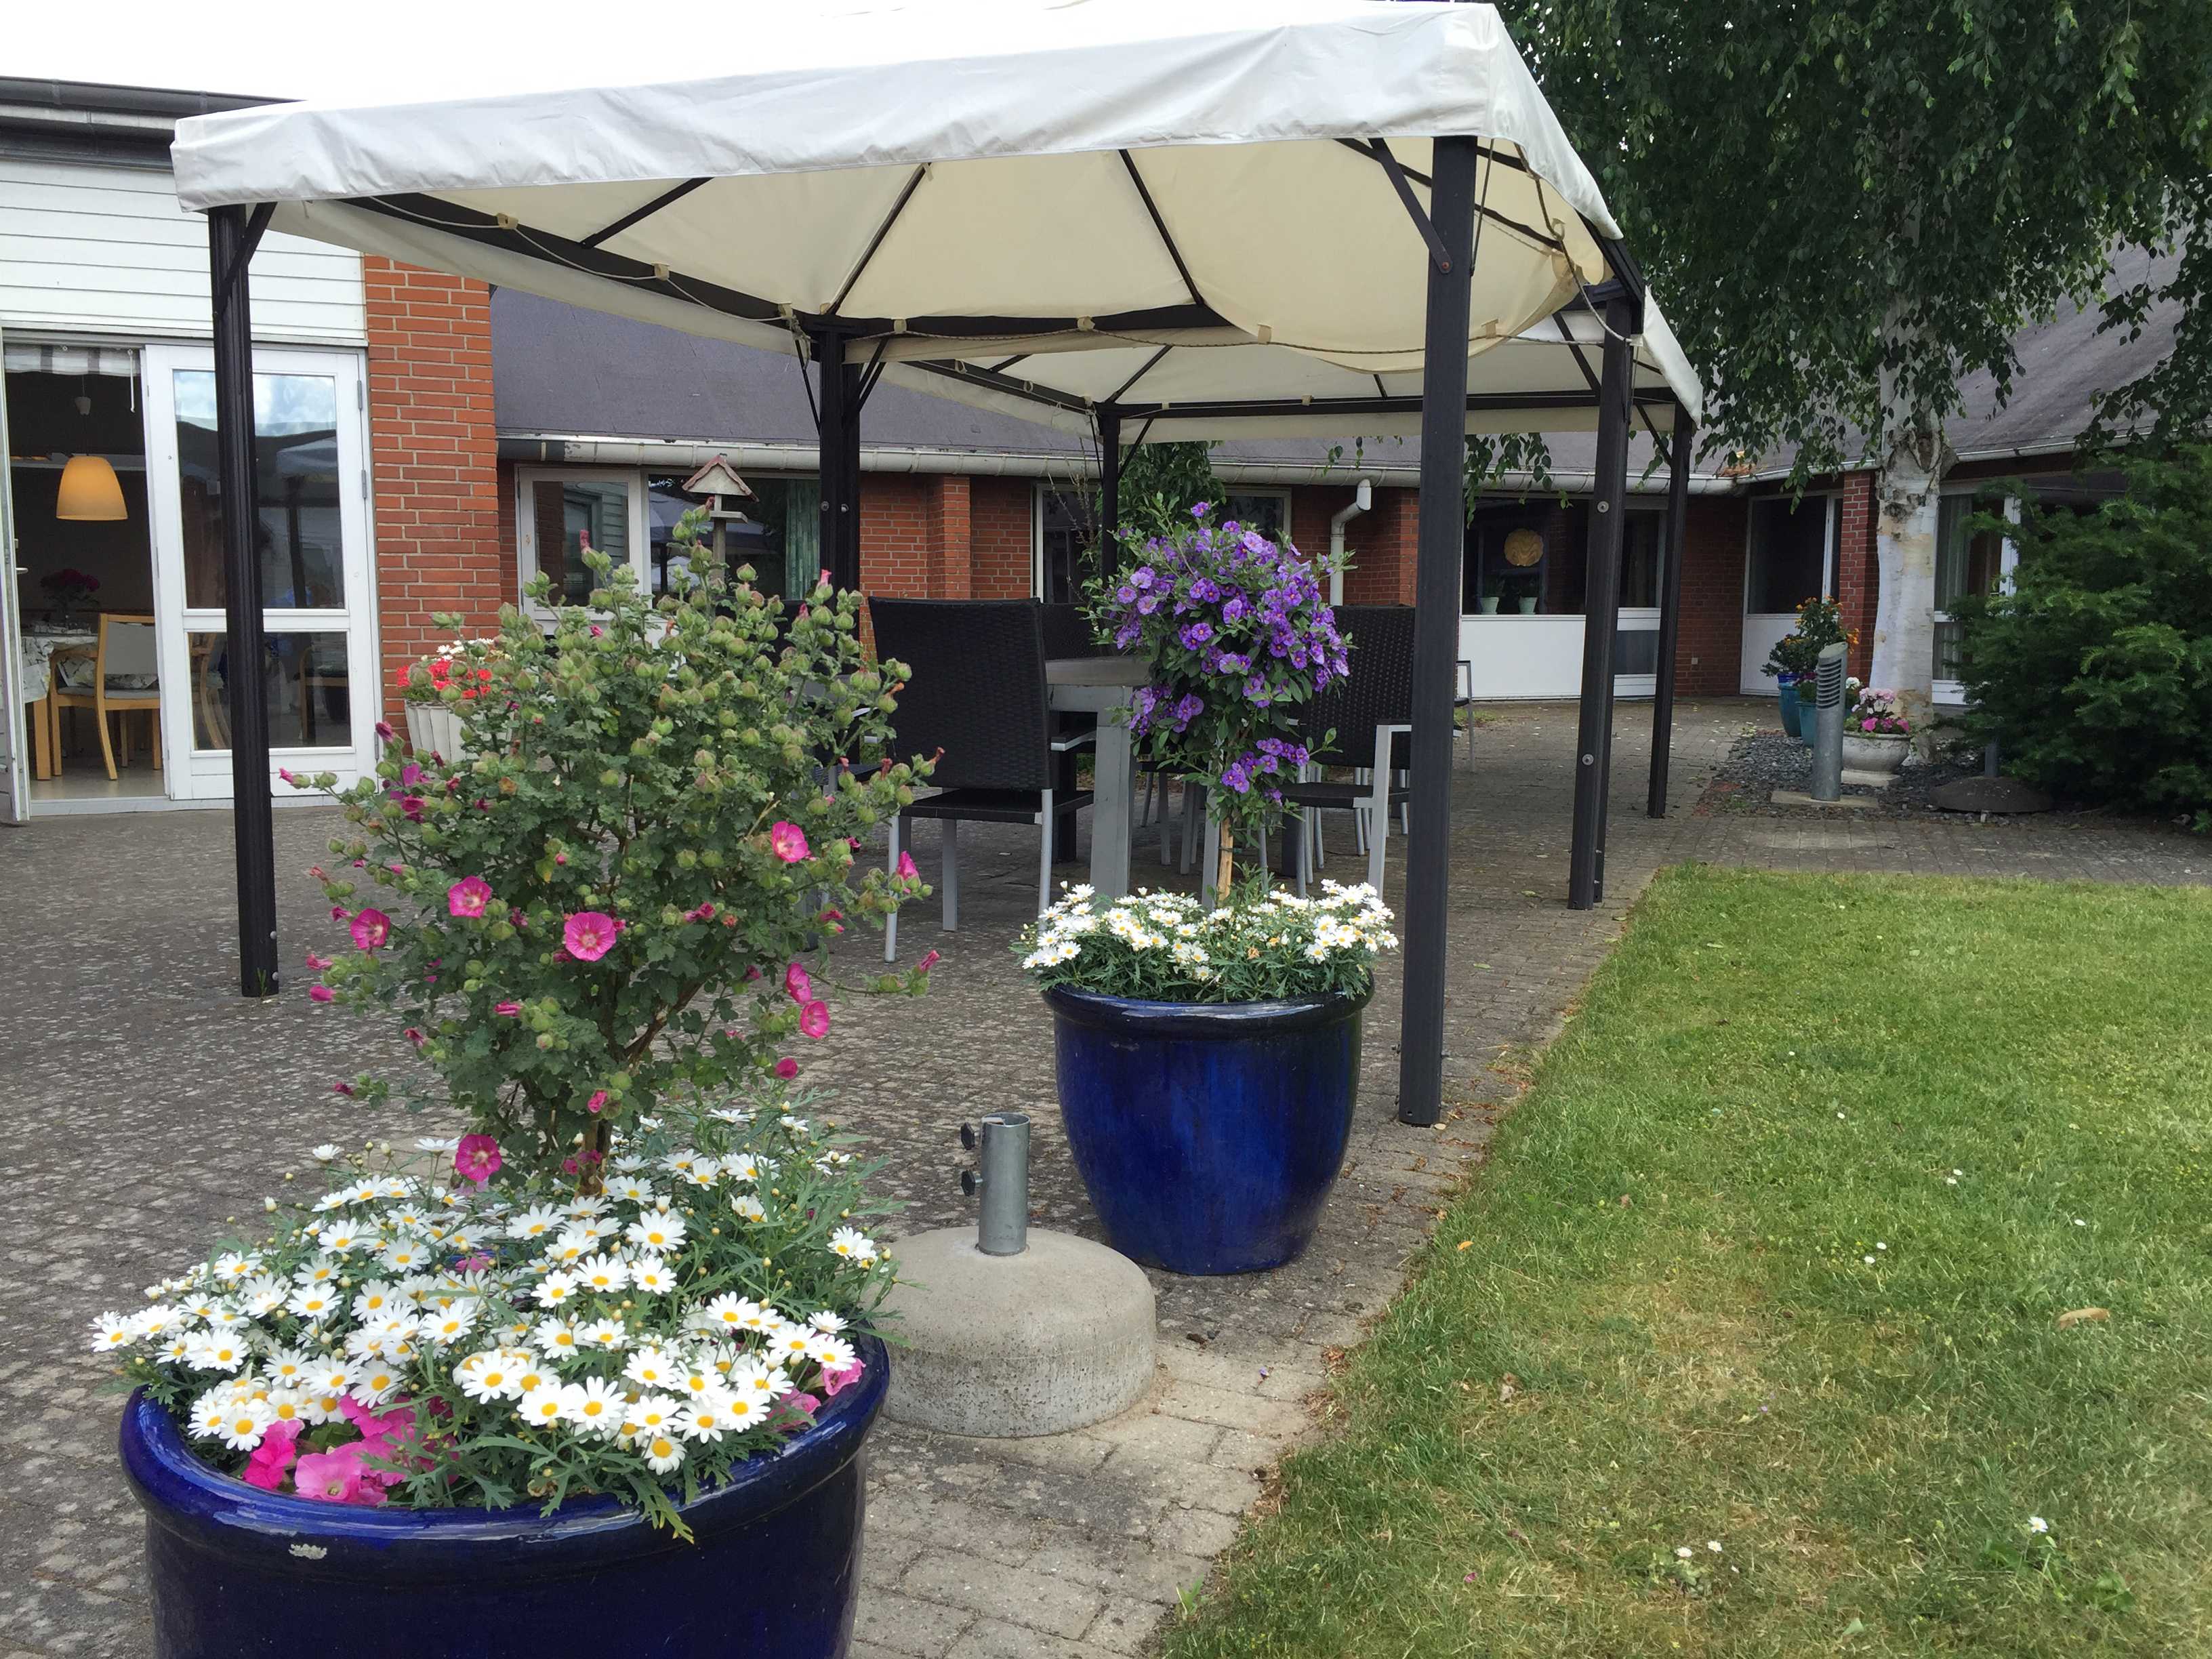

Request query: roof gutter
[{"left": 498, "top": 433, "right": 1738, "bottom": 495}]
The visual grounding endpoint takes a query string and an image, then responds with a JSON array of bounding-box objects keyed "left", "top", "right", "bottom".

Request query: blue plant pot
[
  {"left": 1044, "top": 985, "right": 1370, "bottom": 1275},
  {"left": 119, "top": 1336, "right": 887, "bottom": 1659},
  {"left": 1777, "top": 675, "right": 1802, "bottom": 737},
  {"left": 1794, "top": 684, "right": 1820, "bottom": 748}
]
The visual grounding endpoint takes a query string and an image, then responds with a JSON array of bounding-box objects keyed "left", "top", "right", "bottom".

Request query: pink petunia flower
[
  {"left": 784, "top": 962, "right": 813, "bottom": 1004},
  {"left": 494, "top": 1000, "right": 522, "bottom": 1017},
  {"left": 769, "top": 821, "right": 811, "bottom": 863},
  {"left": 775, "top": 1057, "right": 800, "bottom": 1081},
  {"left": 447, "top": 876, "right": 493, "bottom": 918},
  {"left": 241, "top": 1419, "right": 302, "bottom": 1490},
  {"left": 349, "top": 909, "right": 392, "bottom": 951},
  {"left": 293, "top": 1446, "right": 368, "bottom": 1504},
  {"left": 453, "top": 1134, "right": 502, "bottom": 1185},
  {"left": 821, "top": 1357, "right": 866, "bottom": 1398},
  {"left": 562, "top": 912, "right": 621, "bottom": 962},
  {"left": 897, "top": 851, "right": 919, "bottom": 880},
  {"left": 798, "top": 1000, "right": 831, "bottom": 1040},
  {"left": 308, "top": 985, "right": 335, "bottom": 1004}
]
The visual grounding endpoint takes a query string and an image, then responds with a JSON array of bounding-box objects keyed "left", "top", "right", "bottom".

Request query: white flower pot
[
  {"left": 1841, "top": 732, "right": 1909, "bottom": 775},
  {"left": 404, "top": 703, "right": 470, "bottom": 760}
]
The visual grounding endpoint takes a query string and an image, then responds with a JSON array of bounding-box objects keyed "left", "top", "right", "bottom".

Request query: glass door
[
  {"left": 1932, "top": 493, "right": 2018, "bottom": 703},
  {"left": 0, "top": 324, "right": 24, "bottom": 824},
  {"left": 1614, "top": 506, "right": 1666, "bottom": 698},
  {"left": 142, "top": 344, "right": 376, "bottom": 798},
  {"left": 1738, "top": 494, "right": 1837, "bottom": 694}
]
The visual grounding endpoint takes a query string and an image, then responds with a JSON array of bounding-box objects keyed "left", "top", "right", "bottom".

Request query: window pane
[
  {"left": 174, "top": 371, "right": 346, "bottom": 610},
  {"left": 1619, "top": 510, "right": 1665, "bottom": 609},
  {"left": 1221, "top": 492, "right": 1286, "bottom": 538},
  {"left": 186, "top": 630, "right": 353, "bottom": 750},
  {"left": 1039, "top": 483, "right": 1095, "bottom": 605},
  {"left": 1613, "top": 626, "right": 1660, "bottom": 676},
  {"left": 525, "top": 476, "right": 630, "bottom": 606},
  {"left": 1746, "top": 497, "right": 1827, "bottom": 613}
]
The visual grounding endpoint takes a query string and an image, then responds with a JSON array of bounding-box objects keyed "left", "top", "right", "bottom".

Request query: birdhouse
[{"left": 682, "top": 455, "right": 757, "bottom": 521}]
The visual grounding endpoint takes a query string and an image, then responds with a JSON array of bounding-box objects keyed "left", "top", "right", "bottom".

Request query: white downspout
[{"left": 1328, "top": 478, "right": 1372, "bottom": 606}]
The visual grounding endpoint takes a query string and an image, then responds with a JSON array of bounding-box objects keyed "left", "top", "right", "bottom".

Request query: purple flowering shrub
[{"left": 1099, "top": 503, "right": 1349, "bottom": 877}]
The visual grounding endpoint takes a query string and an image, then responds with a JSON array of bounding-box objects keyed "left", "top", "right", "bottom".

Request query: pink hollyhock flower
[
  {"left": 775, "top": 1057, "right": 800, "bottom": 1081},
  {"left": 293, "top": 1446, "right": 371, "bottom": 1504},
  {"left": 562, "top": 1157, "right": 579, "bottom": 1176},
  {"left": 305, "top": 951, "right": 332, "bottom": 971},
  {"left": 799, "top": 1000, "right": 831, "bottom": 1040},
  {"left": 399, "top": 795, "right": 426, "bottom": 822},
  {"left": 784, "top": 962, "right": 813, "bottom": 1004},
  {"left": 308, "top": 985, "right": 335, "bottom": 1004},
  {"left": 562, "top": 912, "right": 621, "bottom": 962},
  {"left": 331, "top": 1081, "right": 354, "bottom": 1097},
  {"left": 373, "top": 720, "right": 395, "bottom": 742},
  {"left": 403, "top": 1027, "right": 425, "bottom": 1047},
  {"left": 241, "top": 1420, "right": 302, "bottom": 1491},
  {"left": 447, "top": 876, "right": 493, "bottom": 918},
  {"left": 917, "top": 949, "right": 941, "bottom": 973},
  {"left": 817, "top": 907, "right": 845, "bottom": 934},
  {"left": 329, "top": 905, "right": 348, "bottom": 922},
  {"left": 454, "top": 1252, "right": 493, "bottom": 1273},
  {"left": 307, "top": 866, "right": 327, "bottom": 881},
  {"left": 745, "top": 965, "right": 764, "bottom": 981},
  {"left": 277, "top": 767, "right": 296, "bottom": 785},
  {"left": 821, "top": 1357, "right": 865, "bottom": 1398},
  {"left": 494, "top": 1001, "right": 523, "bottom": 1017},
  {"left": 349, "top": 909, "right": 392, "bottom": 951},
  {"left": 587, "top": 1090, "right": 609, "bottom": 1115},
  {"left": 769, "top": 821, "right": 811, "bottom": 863},
  {"left": 684, "top": 901, "right": 716, "bottom": 922},
  {"left": 897, "top": 851, "right": 919, "bottom": 880},
  {"left": 453, "top": 1134, "right": 502, "bottom": 1185}
]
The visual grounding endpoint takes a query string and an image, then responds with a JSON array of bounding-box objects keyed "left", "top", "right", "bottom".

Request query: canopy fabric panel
[{"left": 170, "top": 0, "right": 1702, "bottom": 432}]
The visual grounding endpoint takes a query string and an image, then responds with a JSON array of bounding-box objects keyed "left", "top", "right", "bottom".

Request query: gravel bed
[{"left": 1697, "top": 724, "right": 2124, "bottom": 823}]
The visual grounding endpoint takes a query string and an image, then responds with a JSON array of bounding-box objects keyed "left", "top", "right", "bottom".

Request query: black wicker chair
[
  {"left": 869, "top": 598, "right": 1094, "bottom": 960},
  {"left": 1282, "top": 605, "right": 1417, "bottom": 895}
]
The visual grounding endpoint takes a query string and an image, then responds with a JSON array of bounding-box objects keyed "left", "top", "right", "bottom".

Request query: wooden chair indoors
[{"left": 50, "top": 613, "right": 161, "bottom": 779}]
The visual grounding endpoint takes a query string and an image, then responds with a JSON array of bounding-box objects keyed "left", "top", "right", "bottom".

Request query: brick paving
[{"left": 3, "top": 697, "right": 2202, "bottom": 1658}]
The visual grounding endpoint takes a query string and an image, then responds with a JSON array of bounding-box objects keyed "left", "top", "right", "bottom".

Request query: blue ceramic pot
[
  {"left": 1777, "top": 674, "right": 1802, "bottom": 737},
  {"left": 1045, "top": 985, "right": 1371, "bottom": 1275},
  {"left": 119, "top": 1336, "right": 887, "bottom": 1659}
]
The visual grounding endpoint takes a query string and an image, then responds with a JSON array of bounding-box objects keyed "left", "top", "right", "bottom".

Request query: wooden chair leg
[
  {"left": 151, "top": 709, "right": 162, "bottom": 771},
  {"left": 96, "top": 703, "right": 119, "bottom": 780},
  {"left": 30, "top": 697, "right": 53, "bottom": 780}
]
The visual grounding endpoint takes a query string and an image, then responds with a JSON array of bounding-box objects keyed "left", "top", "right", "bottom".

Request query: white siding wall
[{"left": 0, "top": 157, "right": 365, "bottom": 343}]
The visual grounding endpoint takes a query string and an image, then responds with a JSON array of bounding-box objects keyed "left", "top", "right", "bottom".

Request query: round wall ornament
[{"left": 1502, "top": 528, "right": 1544, "bottom": 567}]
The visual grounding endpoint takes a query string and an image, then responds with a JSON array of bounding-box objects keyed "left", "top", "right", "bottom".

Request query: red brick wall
[
  {"left": 1834, "top": 470, "right": 1877, "bottom": 679},
  {"left": 1335, "top": 486, "right": 1420, "bottom": 606},
  {"left": 1673, "top": 497, "right": 1746, "bottom": 695},
  {"left": 365, "top": 258, "right": 502, "bottom": 693},
  {"left": 858, "top": 475, "right": 930, "bottom": 597},
  {"left": 969, "top": 478, "right": 1034, "bottom": 599}
]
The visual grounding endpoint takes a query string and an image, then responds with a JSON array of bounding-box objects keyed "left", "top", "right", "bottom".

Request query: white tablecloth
[{"left": 17, "top": 629, "right": 160, "bottom": 703}]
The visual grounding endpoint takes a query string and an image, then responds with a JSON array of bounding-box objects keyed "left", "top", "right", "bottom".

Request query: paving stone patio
[{"left": 3, "top": 697, "right": 2203, "bottom": 1658}]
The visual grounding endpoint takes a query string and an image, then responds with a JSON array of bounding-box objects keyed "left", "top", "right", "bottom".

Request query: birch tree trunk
[{"left": 1870, "top": 339, "right": 1953, "bottom": 753}]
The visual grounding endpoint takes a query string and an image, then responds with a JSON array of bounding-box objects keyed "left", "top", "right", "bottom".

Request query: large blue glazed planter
[
  {"left": 1776, "top": 674, "right": 1803, "bottom": 737},
  {"left": 1046, "top": 985, "right": 1370, "bottom": 1275},
  {"left": 119, "top": 1336, "right": 887, "bottom": 1659}
]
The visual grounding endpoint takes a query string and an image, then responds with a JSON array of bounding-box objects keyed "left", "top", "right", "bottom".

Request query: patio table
[{"left": 1046, "top": 655, "right": 1147, "bottom": 901}]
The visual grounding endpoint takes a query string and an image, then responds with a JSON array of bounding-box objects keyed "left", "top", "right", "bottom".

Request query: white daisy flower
[
  {"left": 579, "top": 1317, "right": 629, "bottom": 1351},
  {"left": 517, "top": 1390, "right": 569, "bottom": 1429},
  {"left": 676, "top": 1390, "right": 741, "bottom": 1443},
  {"left": 639, "top": 1429, "right": 687, "bottom": 1473},
  {"left": 623, "top": 1345, "right": 681, "bottom": 1391},
  {"left": 534, "top": 1271, "right": 579, "bottom": 1309},
  {"left": 731, "top": 1193, "right": 767, "bottom": 1223},
  {"left": 623, "top": 1393, "right": 683, "bottom": 1443},
  {"left": 186, "top": 1391, "right": 229, "bottom": 1441},
  {"left": 508, "top": 1206, "right": 566, "bottom": 1241},
  {"left": 533, "top": 1317, "right": 586, "bottom": 1359},
  {"left": 211, "top": 1252, "right": 256, "bottom": 1284},
  {"left": 185, "top": 1331, "right": 247, "bottom": 1372},
  {"left": 625, "top": 1213, "right": 688, "bottom": 1253},
  {"left": 310, "top": 1144, "right": 343, "bottom": 1163},
  {"left": 806, "top": 1311, "right": 849, "bottom": 1334},
  {"left": 627, "top": 1256, "right": 676, "bottom": 1295},
  {"left": 767, "top": 1323, "right": 818, "bottom": 1366},
  {"left": 89, "top": 1313, "right": 138, "bottom": 1353},
  {"left": 380, "top": 1238, "right": 432, "bottom": 1273},
  {"left": 350, "top": 1363, "right": 403, "bottom": 1406},
  {"left": 237, "top": 1277, "right": 290, "bottom": 1318},
  {"left": 419, "top": 1299, "right": 482, "bottom": 1346},
  {"left": 560, "top": 1377, "right": 626, "bottom": 1437},
  {"left": 293, "top": 1255, "right": 344, "bottom": 1288},
  {"left": 262, "top": 1347, "right": 314, "bottom": 1389},
  {"left": 827, "top": 1227, "right": 876, "bottom": 1263},
  {"left": 574, "top": 1254, "right": 629, "bottom": 1295},
  {"left": 211, "top": 1398, "right": 273, "bottom": 1451},
  {"left": 803, "top": 1332, "right": 857, "bottom": 1370},
  {"left": 727, "top": 1358, "right": 792, "bottom": 1403},
  {"left": 697, "top": 1292, "right": 764, "bottom": 1336}
]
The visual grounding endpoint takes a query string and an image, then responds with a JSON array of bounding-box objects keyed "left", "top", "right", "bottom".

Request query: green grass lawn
[{"left": 1164, "top": 868, "right": 2212, "bottom": 1658}]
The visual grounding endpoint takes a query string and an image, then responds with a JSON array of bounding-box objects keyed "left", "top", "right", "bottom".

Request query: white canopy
[{"left": 170, "top": 0, "right": 1700, "bottom": 441}]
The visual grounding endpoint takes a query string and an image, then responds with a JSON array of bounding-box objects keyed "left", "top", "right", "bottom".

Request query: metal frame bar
[
  {"left": 1332, "top": 137, "right": 1568, "bottom": 255},
  {"left": 1647, "top": 411, "right": 1694, "bottom": 817},
  {"left": 1097, "top": 406, "right": 1122, "bottom": 571},
  {"left": 1361, "top": 139, "right": 1452, "bottom": 272},
  {"left": 1118, "top": 151, "right": 1205, "bottom": 306},
  {"left": 1395, "top": 134, "right": 1479, "bottom": 1130},
  {"left": 579, "top": 178, "right": 710, "bottom": 248},
  {"left": 208, "top": 202, "right": 281, "bottom": 998},
  {"left": 829, "top": 164, "right": 929, "bottom": 315},
  {"left": 1567, "top": 291, "right": 1635, "bottom": 909}
]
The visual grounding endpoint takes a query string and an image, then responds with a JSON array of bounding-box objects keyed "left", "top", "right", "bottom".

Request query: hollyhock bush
[
  {"left": 289, "top": 522, "right": 936, "bottom": 1170},
  {"left": 89, "top": 516, "right": 937, "bottom": 1531},
  {"left": 1098, "top": 501, "right": 1347, "bottom": 885}
]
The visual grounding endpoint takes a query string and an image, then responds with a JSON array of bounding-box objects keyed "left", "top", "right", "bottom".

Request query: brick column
[
  {"left": 926, "top": 474, "right": 973, "bottom": 598},
  {"left": 1338, "top": 486, "right": 1420, "bottom": 605},
  {"left": 1834, "top": 470, "right": 1878, "bottom": 679},
  {"left": 364, "top": 257, "right": 501, "bottom": 691}
]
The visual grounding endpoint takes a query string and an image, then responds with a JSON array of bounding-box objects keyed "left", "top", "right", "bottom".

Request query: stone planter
[
  {"left": 119, "top": 1337, "right": 887, "bottom": 1659},
  {"left": 1841, "top": 732, "right": 1910, "bottom": 775},
  {"left": 1044, "top": 985, "right": 1370, "bottom": 1274}
]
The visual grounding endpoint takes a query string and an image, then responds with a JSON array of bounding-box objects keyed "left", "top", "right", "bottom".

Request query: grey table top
[{"left": 1046, "top": 655, "right": 1149, "bottom": 688}]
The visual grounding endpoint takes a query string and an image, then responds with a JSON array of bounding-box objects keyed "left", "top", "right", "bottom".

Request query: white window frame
[
  {"left": 1738, "top": 491, "right": 1839, "bottom": 695},
  {"left": 1931, "top": 490, "right": 2020, "bottom": 706},
  {"left": 1218, "top": 486, "right": 1291, "bottom": 537},
  {"left": 514, "top": 464, "right": 651, "bottom": 619}
]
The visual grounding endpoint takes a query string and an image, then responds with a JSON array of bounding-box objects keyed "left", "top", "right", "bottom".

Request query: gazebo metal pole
[
  {"left": 1647, "top": 410, "right": 1694, "bottom": 817},
  {"left": 815, "top": 331, "right": 856, "bottom": 590},
  {"left": 1097, "top": 405, "right": 1122, "bottom": 574},
  {"left": 1566, "top": 291, "right": 1635, "bottom": 910},
  {"left": 1395, "top": 133, "right": 1479, "bottom": 1131},
  {"left": 838, "top": 356, "right": 863, "bottom": 588},
  {"left": 209, "top": 202, "right": 281, "bottom": 998}
]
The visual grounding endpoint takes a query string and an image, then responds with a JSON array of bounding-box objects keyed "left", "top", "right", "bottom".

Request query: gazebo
[{"left": 171, "top": 0, "right": 1704, "bottom": 1127}]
